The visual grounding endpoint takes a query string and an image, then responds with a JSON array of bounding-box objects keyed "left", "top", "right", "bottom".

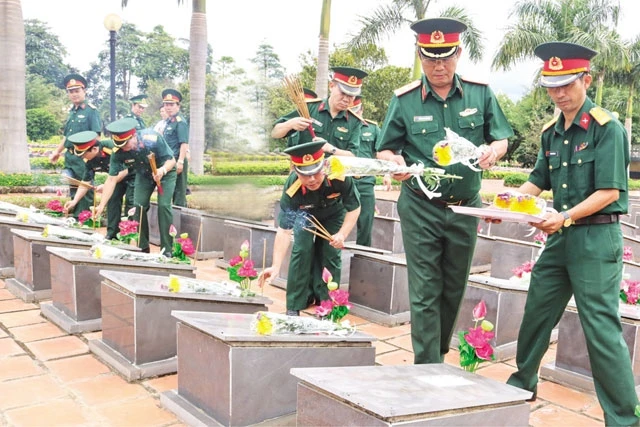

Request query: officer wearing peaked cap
[
  {"left": 161, "top": 89, "right": 190, "bottom": 207},
  {"left": 505, "top": 42, "right": 639, "bottom": 426},
  {"left": 95, "top": 118, "right": 177, "bottom": 255},
  {"left": 272, "top": 67, "right": 367, "bottom": 155},
  {"left": 125, "top": 94, "right": 149, "bottom": 130},
  {"left": 260, "top": 141, "right": 361, "bottom": 316},
  {"left": 50, "top": 73, "right": 102, "bottom": 219},
  {"left": 64, "top": 131, "right": 135, "bottom": 239},
  {"left": 376, "top": 17, "right": 513, "bottom": 365}
]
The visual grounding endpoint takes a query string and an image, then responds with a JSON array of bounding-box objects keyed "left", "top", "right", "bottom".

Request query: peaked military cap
[
  {"left": 349, "top": 95, "right": 363, "bottom": 114},
  {"left": 63, "top": 73, "right": 87, "bottom": 90},
  {"left": 411, "top": 18, "right": 467, "bottom": 59},
  {"left": 162, "top": 89, "right": 182, "bottom": 103},
  {"left": 106, "top": 118, "right": 138, "bottom": 148},
  {"left": 129, "top": 94, "right": 149, "bottom": 107},
  {"left": 68, "top": 131, "right": 99, "bottom": 156},
  {"left": 284, "top": 141, "right": 326, "bottom": 176},
  {"left": 534, "top": 42, "right": 598, "bottom": 88},
  {"left": 330, "top": 67, "right": 368, "bottom": 97},
  {"left": 303, "top": 88, "right": 318, "bottom": 99}
]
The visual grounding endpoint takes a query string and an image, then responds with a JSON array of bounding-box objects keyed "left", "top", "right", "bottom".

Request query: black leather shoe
[
  {"left": 526, "top": 390, "right": 537, "bottom": 402},
  {"left": 140, "top": 247, "right": 150, "bottom": 253},
  {"left": 286, "top": 310, "right": 299, "bottom": 316}
]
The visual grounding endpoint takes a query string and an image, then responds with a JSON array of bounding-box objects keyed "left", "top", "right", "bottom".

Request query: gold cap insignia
[
  {"left": 69, "top": 79, "right": 77, "bottom": 85},
  {"left": 430, "top": 31, "right": 444, "bottom": 44},
  {"left": 549, "top": 57, "right": 563, "bottom": 71},
  {"left": 347, "top": 75, "right": 358, "bottom": 84},
  {"left": 302, "top": 154, "right": 314, "bottom": 163}
]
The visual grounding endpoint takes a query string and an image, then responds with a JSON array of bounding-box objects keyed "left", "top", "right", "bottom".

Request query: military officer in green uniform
[
  {"left": 272, "top": 67, "right": 367, "bottom": 157},
  {"left": 63, "top": 131, "right": 135, "bottom": 240},
  {"left": 259, "top": 141, "right": 361, "bottom": 316},
  {"left": 94, "top": 118, "right": 177, "bottom": 255},
  {"left": 376, "top": 18, "right": 512, "bottom": 364},
  {"left": 125, "top": 94, "right": 148, "bottom": 130},
  {"left": 161, "top": 89, "right": 189, "bottom": 207},
  {"left": 504, "top": 42, "right": 639, "bottom": 426},
  {"left": 349, "top": 96, "right": 391, "bottom": 246},
  {"left": 49, "top": 74, "right": 102, "bottom": 218}
]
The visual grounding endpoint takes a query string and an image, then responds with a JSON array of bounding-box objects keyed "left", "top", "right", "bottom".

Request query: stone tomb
[
  {"left": 160, "top": 311, "right": 376, "bottom": 427},
  {"left": 5, "top": 228, "right": 99, "bottom": 302},
  {"left": 370, "top": 215, "right": 403, "bottom": 253},
  {"left": 180, "top": 208, "right": 227, "bottom": 259},
  {"left": 89, "top": 271, "right": 270, "bottom": 381},
  {"left": 219, "top": 219, "right": 277, "bottom": 268},
  {"left": 40, "top": 247, "right": 195, "bottom": 333},
  {"left": 541, "top": 301, "right": 640, "bottom": 393},
  {"left": 147, "top": 202, "right": 181, "bottom": 246},
  {"left": 0, "top": 217, "right": 42, "bottom": 279},
  {"left": 481, "top": 235, "right": 541, "bottom": 280},
  {"left": 291, "top": 364, "right": 532, "bottom": 426}
]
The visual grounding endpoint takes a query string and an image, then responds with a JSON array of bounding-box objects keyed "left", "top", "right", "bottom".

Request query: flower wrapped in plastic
[
  {"left": 90, "top": 244, "right": 171, "bottom": 263},
  {"left": 0, "top": 201, "right": 30, "bottom": 215},
  {"left": 164, "top": 274, "right": 243, "bottom": 297},
  {"left": 251, "top": 311, "right": 355, "bottom": 336},
  {"left": 492, "top": 190, "right": 547, "bottom": 215},
  {"left": 15, "top": 210, "right": 74, "bottom": 226},
  {"left": 326, "top": 155, "right": 461, "bottom": 199},
  {"left": 433, "top": 128, "right": 492, "bottom": 171},
  {"left": 42, "top": 225, "right": 104, "bottom": 243},
  {"left": 458, "top": 300, "right": 495, "bottom": 372}
]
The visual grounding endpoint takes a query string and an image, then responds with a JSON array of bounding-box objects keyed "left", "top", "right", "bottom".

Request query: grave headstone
[{"left": 0, "top": 217, "right": 42, "bottom": 278}]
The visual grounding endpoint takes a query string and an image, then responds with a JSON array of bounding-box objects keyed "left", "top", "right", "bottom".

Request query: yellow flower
[
  {"left": 255, "top": 312, "right": 273, "bottom": 335},
  {"left": 93, "top": 246, "right": 102, "bottom": 259},
  {"left": 42, "top": 225, "right": 50, "bottom": 238},
  {"left": 327, "top": 156, "right": 346, "bottom": 180},
  {"left": 16, "top": 212, "right": 29, "bottom": 223},
  {"left": 168, "top": 275, "right": 181, "bottom": 292},
  {"left": 433, "top": 144, "right": 452, "bottom": 166}
]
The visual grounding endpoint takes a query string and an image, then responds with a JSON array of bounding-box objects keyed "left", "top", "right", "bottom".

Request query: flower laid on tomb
[
  {"left": 458, "top": 300, "right": 495, "bottom": 373},
  {"left": 227, "top": 240, "right": 258, "bottom": 297},
  {"left": 15, "top": 210, "right": 73, "bottom": 226},
  {"left": 0, "top": 201, "right": 30, "bottom": 215},
  {"left": 75, "top": 210, "right": 100, "bottom": 228},
  {"left": 169, "top": 225, "right": 196, "bottom": 261},
  {"left": 315, "top": 267, "right": 352, "bottom": 323},
  {"left": 251, "top": 311, "right": 355, "bottom": 336},
  {"left": 164, "top": 274, "right": 242, "bottom": 297},
  {"left": 44, "top": 199, "right": 64, "bottom": 217},
  {"left": 90, "top": 244, "right": 171, "bottom": 263},
  {"left": 620, "top": 279, "right": 640, "bottom": 305},
  {"left": 42, "top": 224, "right": 104, "bottom": 243},
  {"left": 116, "top": 220, "right": 139, "bottom": 244}
]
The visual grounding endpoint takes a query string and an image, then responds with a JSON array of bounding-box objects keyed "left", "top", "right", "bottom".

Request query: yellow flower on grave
[
  {"left": 93, "top": 246, "right": 103, "bottom": 259},
  {"left": 42, "top": 225, "right": 50, "bottom": 238},
  {"left": 16, "top": 212, "right": 29, "bottom": 223},
  {"left": 255, "top": 312, "right": 273, "bottom": 335},
  {"left": 327, "top": 156, "right": 346, "bottom": 180},
  {"left": 168, "top": 275, "right": 181, "bottom": 293},
  {"left": 433, "top": 143, "right": 452, "bottom": 166}
]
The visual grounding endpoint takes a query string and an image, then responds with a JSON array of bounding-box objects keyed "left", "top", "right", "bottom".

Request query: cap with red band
[
  {"left": 534, "top": 42, "right": 597, "bottom": 88},
  {"left": 330, "top": 67, "right": 368, "bottom": 97},
  {"left": 284, "top": 141, "right": 326, "bottom": 176},
  {"left": 105, "top": 118, "right": 138, "bottom": 148},
  {"left": 68, "top": 131, "right": 99, "bottom": 156},
  {"left": 63, "top": 73, "right": 87, "bottom": 90},
  {"left": 411, "top": 17, "right": 467, "bottom": 59}
]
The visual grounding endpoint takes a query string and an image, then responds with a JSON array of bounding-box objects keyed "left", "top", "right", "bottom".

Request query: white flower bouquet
[
  {"left": 90, "top": 244, "right": 170, "bottom": 263},
  {"left": 15, "top": 210, "right": 75, "bottom": 226},
  {"left": 165, "top": 274, "right": 243, "bottom": 297},
  {"left": 0, "top": 201, "right": 30, "bottom": 215},
  {"left": 42, "top": 225, "right": 105, "bottom": 243},
  {"left": 251, "top": 311, "right": 355, "bottom": 336},
  {"left": 433, "top": 127, "right": 492, "bottom": 171}
]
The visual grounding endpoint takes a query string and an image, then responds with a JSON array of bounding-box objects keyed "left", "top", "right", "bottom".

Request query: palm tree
[
  {"left": 122, "top": 0, "right": 207, "bottom": 175},
  {"left": 608, "top": 35, "right": 640, "bottom": 144},
  {"left": 314, "top": 0, "right": 331, "bottom": 99},
  {"left": 492, "top": 0, "right": 626, "bottom": 105},
  {"left": 348, "top": 0, "right": 484, "bottom": 80},
  {"left": 0, "top": 0, "right": 30, "bottom": 173}
]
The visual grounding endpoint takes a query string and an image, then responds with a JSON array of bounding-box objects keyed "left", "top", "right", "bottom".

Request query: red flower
[
  {"left": 177, "top": 237, "right": 195, "bottom": 255},
  {"left": 330, "top": 289, "right": 351, "bottom": 307},
  {"left": 472, "top": 300, "right": 486, "bottom": 322},
  {"left": 315, "top": 300, "right": 333, "bottom": 317},
  {"left": 238, "top": 259, "right": 257, "bottom": 278},
  {"left": 46, "top": 199, "right": 63, "bottom": 212},
  {"left": 78, "top": 210, "right": 92, "bottom": 224},
  {"left": 474, "top": 342, "right": 495, "bottom": 361},
  {"left": 229, "top": 255, "right": 243, "bottom": 267}
]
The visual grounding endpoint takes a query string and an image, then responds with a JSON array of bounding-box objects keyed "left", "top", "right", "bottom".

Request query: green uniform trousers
[
  {"left": 397, "top": 187, "right": 481, "bottom": 364},
  {"left": 355, "top": 180, "right": 375, "bottom": 247},
  {"left": 507, "top": 223, "right": 640, "bottom": 426},
  {"left": 64, "top": 153, "right": 94, "bottom": 218},
  {"left": 286, "top": 212, "right": 344, "bottom": 311},
  {"left": 134, "top": 171, "right": 177, "bottom": 255},
  {"left": 105, "top": 176, "right": 135, "bottom": 240},
  {"left": 173, "top": 159, "right": 188, "bottom": 207}
]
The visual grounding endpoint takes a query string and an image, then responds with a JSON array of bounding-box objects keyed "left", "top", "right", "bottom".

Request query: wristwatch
[
  {"left": 330, "top": 147, "right": 337, "bottom": 155},
  {"left": 560, "top": 211, "right": 573, "bottom": 227}
]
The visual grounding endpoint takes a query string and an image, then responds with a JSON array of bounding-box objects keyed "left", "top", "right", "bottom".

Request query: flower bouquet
[
  {"left": 75, "top": 210, "right": 100, "bottom": 228},
  {"left": 42, "top": 225, "right": 104, "bottom": 243},
  {"left": 315, "top": 267, "right": 352, "bottom": 323},
  {"left": 251, "top": 311, "right": 355, "bottom": 336},
  {"left": 169, "top": 225, "right": 195, "bottom": 262},
  {"left": 44, "top": 199, "right": 65, "bottom": 217},
  {"left": 509, "top": 260, "right": 535, "bottom": 286},
  {"left": 0, "top": 201, "right": 30, "bottom": 215},
  {"left": 15, "top": 210, "right": 74, "bottom": 226},
  {"left": 433, "top": 127, "right": 491, "bottom": 172},
  {"left": 164, "top": 274, "right": 243, "bottom": 297},
  {"left": 90, "top": 244, "right": 170, "bottom": 263},
  {"left": 227, "top": 240, "right": 258, "bottom": 297},
  {"left": 458, "top": 300, "right": 495, "bottom": 372},
  {"left": 620, "top": 279, "right": 640, "bottom": 305},
  {"left": 326, "top": 155, "right": 461, "bottom": 199},
  {"left": 117, "top": 220, "right": 139, "bottom": 245}
]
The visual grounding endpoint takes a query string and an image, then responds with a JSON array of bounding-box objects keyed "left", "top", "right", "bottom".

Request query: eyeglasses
[{"left": 420, "top": 55, "right": 458, "bottom": 66}]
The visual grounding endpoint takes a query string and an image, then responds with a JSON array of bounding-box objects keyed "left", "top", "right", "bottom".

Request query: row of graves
[{"left": 4, "top": 191, "right": 640, "bottom": 426}]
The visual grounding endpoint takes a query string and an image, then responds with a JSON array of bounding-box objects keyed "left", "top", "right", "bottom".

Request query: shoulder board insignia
[
  {"left": 349, "top": 110, "right": 366, "bottom": 124},
  {"left": 113, "top": 147, "right": 119, "bottom": 153},
  {"left": 286, "top": 179, "right": 302, "bottom": 198},
  {"left": 541, "top": 116, "right": 559, "bottom": 133},
  {"left": 589, "top": 107, "right": 611, "bottom": 126},
  {"left": 103, "top": 148, "right": 113, "bottom": 155},
  {"left": 460, "top": 75, "right": 488, "bottom": 85},
  {"left": 87, "top": 103, "right": 97, "bottom": 109},
  {"left": 305, "top": 98, "right": 321, "bottom": 103},
  {"left": 394, "top": 80, "right": 421, "bottom": 97},
  {"left": 176, "top": 116, "right": 182, "bottom": 122},
  {"left": 364, "top": 119, "right": 378, "bottom": 125},
  {"left": 143, "top": 134, "right": 158, "bottom": 142}
]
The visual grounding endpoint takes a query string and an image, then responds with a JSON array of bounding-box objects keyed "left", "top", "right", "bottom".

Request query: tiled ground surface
[{"left": 0, "top": 255, "right": 606, "bottom": 426}]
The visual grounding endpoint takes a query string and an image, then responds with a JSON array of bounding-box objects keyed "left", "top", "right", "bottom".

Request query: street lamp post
[{"left": 103, "top": 14, "right": 122, "bottom": 123}]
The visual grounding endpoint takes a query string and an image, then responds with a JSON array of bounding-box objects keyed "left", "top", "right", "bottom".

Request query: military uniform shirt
[
  {"left": 163, "top": 114, "right": 189, "bottom": 159},
  {"left": 109, "top": 129, "right": 174, "bottom": 177},
  {"left": 275, "top": 99, "right": 361, "bottom": 155},
  {"left": 62, "top": 103, "right": 102, "bottom": 148},
  {"left": 356, "top": 119, "right": 381, "bottom": 185},
  {"left": 278, "top": 173, "right": 360, "bottom": 229},
  {"left": 124, "top": 112, "right": 146, "bottom": 130},
  {"left": 377, "top": 74, "right": 513, "bottom": 201},
  {"left": 528, "top": 97, "right": 628, "bottom": 214}
]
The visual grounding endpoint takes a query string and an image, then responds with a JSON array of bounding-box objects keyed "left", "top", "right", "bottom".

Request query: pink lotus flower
[
  {"left": 464, "top": 326, "right": 494, "bottom": 348},
  {"left": 46, "top": 199, "right": 64, "bottom": 212},
  {"left": 472, "top": 300, "right": 486, "bottom": 322},
  {"left": 621, "top": 280, "right": 640, "bottom": 305},
  {"left": 512, "top": 260, "right": 535, "bottom": 278},
  {"left": 229, "top": 255, "right": 243, "bottom": 267},
  {"left": 238, "top": 259, "right": 257, "bottom": 278},
  {"left": 322, "top": 267, "right": 333, "bottom": 284},
  {"left": 241, "top": 240, "right": 249, "bottom": 252},
  {"left": 458, "top": 299, "right": 495, "bottom": 372},
  {"left": 78, "top": 210, "right": 92, "bottom": 225},
  {"left": 128, "top": 207, "right": 137, "bottom": 217},
  {"left": 315, "top": 300, "right": 333, "bottom": 317},
  {"left": 475, "top": 342, "right": 495, "bottom": 361},
  {"left": 118, "top": 220, "right": 139, "bottom": 236},
  {"left": 330, "top": 289, "right": 351, "bottom": 307},
  {"left": 533, "top": 232, "right": 547, "bottom": 246},
  {"left": 169, "top": 224, "right": 177, "bottom": 237},
  {"left": 56, "top": 189, "right": 63, "bottom": 197},
  {"left": 177, "top": 237, "right": 195, "bottom": 255},
  {"left": 624, "top": 246, "right": 634, "bottom": 262}
]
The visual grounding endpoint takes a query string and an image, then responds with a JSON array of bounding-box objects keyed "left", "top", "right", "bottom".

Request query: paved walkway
[{"left": 0, "top": 252, "right": 606, "bottom": 426}]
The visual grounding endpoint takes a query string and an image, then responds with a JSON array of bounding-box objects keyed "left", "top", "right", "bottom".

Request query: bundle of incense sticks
[
  {"left": 282, "top": 75, "right": 317, "bottom": 138},
  {"left": 147, "top": 153, "right": 164, "bottom": 195},
  {"left": 59, "top": 174, "right": 94, "bottom": 189},
  {"left": 303, "top": 214, "right": 332, "bottom": 242}
]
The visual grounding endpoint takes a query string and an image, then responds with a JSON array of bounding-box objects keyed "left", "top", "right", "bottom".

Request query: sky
[{"left": 20, "top": 0, "right": 640, "bottom": 101}]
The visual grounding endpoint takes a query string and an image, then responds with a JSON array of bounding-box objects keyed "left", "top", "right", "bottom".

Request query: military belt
[{"left": 573, "top": 214, "right": 619, "bottom": 226}]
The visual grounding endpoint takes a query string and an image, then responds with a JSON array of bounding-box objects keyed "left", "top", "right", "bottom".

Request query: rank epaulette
[
  {"left": 394, "top": 80, "right": 421, "bottom": 97},
  {"left": 87, "top": 103, "right": 97, "bottom": 109},
  {"left": 364, "top": 118, "right": 378, "bottom": 126},
  {"left": 142, "top": 134, "right": 158, "bottom": 142},
  {"left": 103, "top": 147, "right": 113, "bottom": 155},
  {"left": 305, "top": 97, "right": 322, "bottom": 103},
  {"left": 589, "top": 107, "right": 612, "bottom": 126},
  {"left": 541, "top": 116, "right": 559, "bottom": 133},
  {"left": 350, "top": 110, "right": 367, "bottom": 124},
  {"left": 176, "top": 116, "right": 182, "bottom": 122},
  {"left": 112, "top": 147, "right": 119, "bottom": 153},
  {"left": 460, "top": 75, "right": 488, "bottom": 85},
  {"left": 286, "top": 179, "right": 302, "bottom": 198}
]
